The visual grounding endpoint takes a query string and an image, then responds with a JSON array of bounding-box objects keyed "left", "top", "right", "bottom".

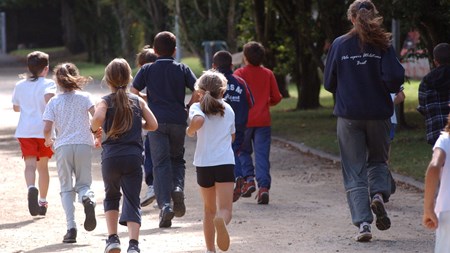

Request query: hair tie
[
  {"left": 358, "top": 2, "right": 372, "bottom": 10},
  {"left": 118, "top": 85, "right": 126, "bottom": 89}
]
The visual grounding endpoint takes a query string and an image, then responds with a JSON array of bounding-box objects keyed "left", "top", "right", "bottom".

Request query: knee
[{"left": 204, "top": 206, "right": 217, "bottom": 219}]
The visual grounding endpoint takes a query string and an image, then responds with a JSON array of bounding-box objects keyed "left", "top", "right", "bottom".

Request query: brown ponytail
[{"left": 195, "top": 70, "right": 228, "bottom": 117}]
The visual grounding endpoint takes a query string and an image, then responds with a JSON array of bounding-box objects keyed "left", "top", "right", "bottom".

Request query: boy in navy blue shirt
[
  {"left": 131, "top": 31, "right": 199, "bottom": 228},
  {"left": 212, "top": 50, "right": 254, "bottom": 202}
]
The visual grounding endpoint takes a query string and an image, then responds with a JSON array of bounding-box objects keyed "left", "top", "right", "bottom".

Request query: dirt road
[{"left": 0, "top": 61, "right": 434, "bottom": 253}]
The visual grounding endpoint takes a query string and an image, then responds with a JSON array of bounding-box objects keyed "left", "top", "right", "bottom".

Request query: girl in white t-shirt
[
  {"left": 423, "top": 114, "right": 450, "bottom": 253},
  {"left": 43, "top": 63, "right": 97, "bottom": 243},
  {"left": 186, "top": 70, "right": 235, "bottom": 253}
]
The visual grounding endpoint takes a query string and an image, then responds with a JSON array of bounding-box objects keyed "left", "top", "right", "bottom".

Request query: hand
[
  {"left": 422, "top": 210, "right": 438, "bottom": 230},
  {"left": 44, "top": 138, "right": 54, "bottom": 148},
  {"left": 186, "top": 126, "right": 195, "bottom": 137}
]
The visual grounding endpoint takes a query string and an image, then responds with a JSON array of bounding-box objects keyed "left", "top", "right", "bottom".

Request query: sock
[
  {"left": 39, "top": 198, "right": 47, "bottom": 203},
  {"left": 129, "top": 239, "right": 139, "bottom": 245},
  {"left": 108, "top": 234, "right": 118, "bottom": 239},
  {"left": 28, "top": 185, "right": 36, "bottom": 190}
]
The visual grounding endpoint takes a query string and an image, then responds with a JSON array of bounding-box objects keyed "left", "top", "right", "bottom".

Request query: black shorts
[{"left": 196, "top": 164, "right": 235, "bottom": 188}]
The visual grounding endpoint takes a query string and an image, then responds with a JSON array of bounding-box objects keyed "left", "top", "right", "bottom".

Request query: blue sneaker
[{"left": 105, "top": 234, "right": 121, "bottom": 253}]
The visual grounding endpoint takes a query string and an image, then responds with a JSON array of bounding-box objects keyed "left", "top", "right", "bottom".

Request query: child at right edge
[
  {"left": 423, "top": 113, "right": 450, "bottom": 253},
  {"left": 234, "top": 41, "right": 282, "bottom": 204}
]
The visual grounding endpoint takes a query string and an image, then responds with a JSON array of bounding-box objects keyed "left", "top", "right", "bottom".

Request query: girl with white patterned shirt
[{"left": 43, "top": 63, "right": 98, "bottom": 243}]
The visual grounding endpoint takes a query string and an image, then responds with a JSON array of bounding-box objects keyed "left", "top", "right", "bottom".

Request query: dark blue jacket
[
  {"left": 132, "top": 57, "right": 196, "bottom": 125},
  {"left": 220, "top": 68, "right": 254, "bottom": 131},
  {"left": 324, "top": 34, "right": 405, "bottom": 120}
]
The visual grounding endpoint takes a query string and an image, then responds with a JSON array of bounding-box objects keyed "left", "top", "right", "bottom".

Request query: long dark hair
[
  {"left": 347, "top": 0, "right": 391, "bottom": 51},
  {"left": 103, "top": 58, "right": 133, "bottom": 139}
]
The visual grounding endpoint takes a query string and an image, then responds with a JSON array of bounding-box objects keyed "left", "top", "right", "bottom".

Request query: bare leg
[
  {"left": 200, "top": 186, "right": 217, "bottom": 252},
  {"left": 24, "top": 156, "right": 37, "bottom": 187},
  {"left": 127, "top": 221, "right": 140, "bottom": 241},
  {"left": 215, "top": 182, "right": 233, "bottom": 224},
  {"left": 105, "top": 210, "right": 119, "bottom": 235},
  {"left": 36, "top": 157, "right": 50, "bottom": 199}
]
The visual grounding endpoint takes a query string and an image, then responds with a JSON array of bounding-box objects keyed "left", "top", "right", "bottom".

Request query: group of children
[{"left": 11, "top": 31, "right": 282, "bottom": 253}]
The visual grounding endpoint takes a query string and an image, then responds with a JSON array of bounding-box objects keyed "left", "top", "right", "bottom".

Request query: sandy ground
[{"left": 0, "top": 61, "right": 435, "bottom": 253}]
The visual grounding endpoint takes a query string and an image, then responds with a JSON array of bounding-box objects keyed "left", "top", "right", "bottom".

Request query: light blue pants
[
  {"left": 337, "top": 118, "right": 392, "bottom": 227},
  {"left": 55, "top": 144, "right": 94, "bottom": 230}
]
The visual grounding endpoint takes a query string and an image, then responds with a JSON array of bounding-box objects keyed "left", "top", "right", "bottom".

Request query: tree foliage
[{"left": 2, "top": 0, "right": 450, "bottom": 109}]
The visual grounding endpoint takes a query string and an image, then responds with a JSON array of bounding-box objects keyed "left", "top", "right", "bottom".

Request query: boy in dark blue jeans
[
  {"left": 212, "top": 50, "right": 254, "bottom": 202},
  {"left": 131, "top": 31, "right": 199, "bottom": 228}
]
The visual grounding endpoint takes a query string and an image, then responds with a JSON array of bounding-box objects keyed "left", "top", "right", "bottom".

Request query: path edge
[{"left": 272, "top": 136, "right": 425, "bottom": 191}]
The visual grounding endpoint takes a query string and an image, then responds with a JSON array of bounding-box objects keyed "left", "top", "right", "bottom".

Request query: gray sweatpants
[{"left": 55, "top": 144, "right": 94, "bottom": 230}]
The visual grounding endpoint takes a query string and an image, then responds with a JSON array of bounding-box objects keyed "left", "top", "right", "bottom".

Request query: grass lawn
[
  {"left": 9, "top": 47, "right": 431, "bottom": 181},
  {"left": 272, "top": 82, "right": 431, "bottom": 181}
]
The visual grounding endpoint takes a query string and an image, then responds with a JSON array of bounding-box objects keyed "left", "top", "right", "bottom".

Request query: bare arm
[
  {"left": 43, "top": 120, "right": 54, "bottom": 147},
  {"left": 423, "top": 147, "right": 445, "bottom": 230},
  {"left": 90, "top": 100, "right": 107, "bottom": 147},
  {"left": 44, "top": 93, "right": 55, "bottom": 104},
  {"left": 139, "top": 97, "right": 158, "bottom": 131},
  {"left": 187, "top": 90, "right": 201, "bottom": 107},
  {"left": 186, "top": 115, "right": 204, "bottom": 137},
  {"left": 13, "top": 105, "right": 20, "bottom": 112},
  {"left": 88, "top": 105, "right": 95, "bottom": 117}
]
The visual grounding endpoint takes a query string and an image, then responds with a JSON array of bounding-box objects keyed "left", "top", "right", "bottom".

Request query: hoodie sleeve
[
  {"left": 324, "top": 40, "right": 338, "bottom": 93},
  {"left": 381, "top": 46, "right": 405, "bottom": 93}
]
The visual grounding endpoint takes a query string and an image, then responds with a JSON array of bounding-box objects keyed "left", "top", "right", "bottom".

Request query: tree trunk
[
  {"left": 111, "top": 1, "right": 135, "bottom": 63},
  {"left": 61, "top": 0, "right": 84, "bottom": 54},
  {"left": 297, "top": 53, "right": 321, "bottom": 109},
  {"left": 226, "top": 0, "right": 237, "bottom": 52}
]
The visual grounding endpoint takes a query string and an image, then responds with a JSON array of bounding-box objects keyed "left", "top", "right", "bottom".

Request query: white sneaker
[
  {"left": 141, "top": 185, "right": 156, "bottom": 207},
  {"left": 356, "top": 222, "right": 372, "bottom": 242}
]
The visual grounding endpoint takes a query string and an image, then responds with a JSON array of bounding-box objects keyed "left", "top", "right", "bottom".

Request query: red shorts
[{"left": 18, "top": 138, "right": 53, "bottom": 160}]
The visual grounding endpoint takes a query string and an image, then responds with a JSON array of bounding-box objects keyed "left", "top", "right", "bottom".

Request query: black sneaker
[
  {"left": 63, "top": 228, "right": 77, "bottom": 243},
  {"left": 27, "top": 187, "right": 39, "bottom": 216},
  {"left": 171, "top": 187, "right": 186, "bottom": 217},
  {"left": 127, "top": 243, "right": 140, "bottom": 253},
  {"left": 371, "top": 194, "right": 391, "bottom": 231},
  {"left": 38, "top": 200, "right": 48, "bottom": 216},
  {"left": 105, "top": 234, "right": 121, "bottom": 253},
  {"left": 356, "top": 222, "right": 372, "bottom": 242},
  {"left": 159, "top": 204, "right": 175, "bottom": 228},
  {"left": 82, "top": 196, "right": 96, "bottom": 231}
]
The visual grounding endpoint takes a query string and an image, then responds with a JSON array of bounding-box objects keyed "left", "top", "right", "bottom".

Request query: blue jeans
[
  {"left": 143, "top": 135, "right": 153, "bottom": 186},
  {"left": 232, "top": 126, "right": 246, "bottom": 178},
  {"left": 148, "top": 123, "right": 186, "bottom": 208},
  {"left": 337, "top": 117, "right": 392, "bottom": 227},
  {"left": 239, "top": 126, "right": 271, "bottom": 189}
]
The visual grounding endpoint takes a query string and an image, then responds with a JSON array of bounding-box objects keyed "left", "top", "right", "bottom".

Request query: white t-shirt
[
  {"left": 434, "top": 132, "right": 450, "bottom": 215},
  {"left": 11, "top": 77, "right": 56, "bottom": 138},
  {"left": 43, "top": 91, "right": 95, "bottom": 149},
  {"left": 390, "top": 93, "right": 397, "bottom": 124},
  {"left": 189, "top": 100, "right": 235, "bottom": 167}
]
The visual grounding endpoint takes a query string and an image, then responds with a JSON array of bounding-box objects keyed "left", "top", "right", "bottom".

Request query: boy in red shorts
[{"left": 11, "top": 51, "right": 56, "bottom": 216}]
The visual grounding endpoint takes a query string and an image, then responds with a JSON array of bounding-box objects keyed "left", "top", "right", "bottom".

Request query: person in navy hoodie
[
  {"left": 323, "top": 0, "right": 404, "bottom": 242},
  {"left": 212, "top": 50, "right": 254, "bottom": 202}
]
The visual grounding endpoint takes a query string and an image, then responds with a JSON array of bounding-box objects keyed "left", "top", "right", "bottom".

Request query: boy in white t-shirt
[
  {"left": 43, "top": 62, "right": 97, "bottom": 243},
  {"left": 11, "top": 51, "right": 56, "bottom": 217},
  {"left": 423, "top": 113, "right": 450, "bottom": 253}
]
